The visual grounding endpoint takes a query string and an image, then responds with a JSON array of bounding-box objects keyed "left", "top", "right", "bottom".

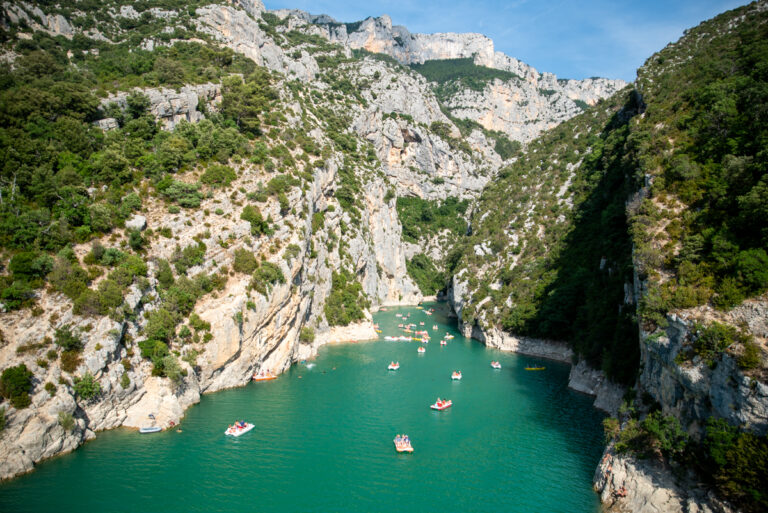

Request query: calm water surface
[{"left": 0, "top": 303, "right": 605, "bottom": 512}]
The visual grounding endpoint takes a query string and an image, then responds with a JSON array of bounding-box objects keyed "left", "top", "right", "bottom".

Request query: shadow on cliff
[{"left": 523, "top": 90, "right": 644, "bottom": 386}]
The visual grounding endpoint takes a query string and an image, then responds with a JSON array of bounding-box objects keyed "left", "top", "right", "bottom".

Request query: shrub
[
  {"left": 0, "top": 406, "right": 5, "bottom": 432},
  {"left": 299, "top": 326, "right": 315, "bottom": 344},
  {"left": 120, "top": 372, "right": 131, "bottom": 389},
  {"left": 0, "top": 364, "right": 34, "bottom": 409},
  {"left": 283, "top": 244, "right": 301, "bottom": 262},
  {"left": 250, "top": 262, "right": 285, "bottom": 296},
  {"left": 161, "top": 355, "right": 184, "bottom": 384},
  {"left": 55, "top": 326, "right": 83, "bottom": 352},
  {"left": 60, "top": 350, "right": 82, "bottom": 373},
  {"left": 233, "top": 248, "right": 258, "bottom": 274},
  {"left": 73, "top": 372, "right": 101, "bottom": 400},
  {"left": 44, "top": 382, "right": 56, "bottom": 396},
  {"left": 138, "top": 339, "right": 169, "bottom": 366},
  {"left": 694, "top": 322, "right": 748, "bottom": 367},
  {"left": 311, "top": 211, "right": 324, "bottom": 232},
  {"left": 145, "top": 308, "right": 176, "bottom": 342},
  {"left": 201, "top": 164, "right": 237, "bottom": 187},
  {"left": 738, "top": 340, "right": 762, "bottom": 370},
  {"left": 241, "top": 205, "right": 272, "bottom": 236},
  {"left": 324, "top": 270, "right": 369, "bottom": 326},
  {"left": 155, "top": 259, "right": 175, "bottom": 289},
  {"left": 58, "top": 411, "right": 75, "bottom": 431},
  {"left": 172, "top": 242, "right": 206, "bottom": 275}
]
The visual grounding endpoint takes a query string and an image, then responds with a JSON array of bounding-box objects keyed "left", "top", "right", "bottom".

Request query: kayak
[
  {"left": 139, "top": 426, "right": 161, "bottom": 434},
  {"left": 451, "top": 371, "right": 462, "bottom": 380},
  {"left": 253, "top": 371, "right": 277, "bottom": 381},
  {"left": 225, "top": 422, "right": 255, "bottom": 437},
  {"left": 440, "top": 340, "right": 447, "bottom": 346},
  {"left": 430, "top": 399, "right": 452, "bottom": 410},
  {"left": 417, "top": 347, "right": 425, "bottom": 354},
  {"left": 491, "top": 361, "right": 501, "bottom": 369},
  {"left": 525, "top": 366, "right": 546, "bottom": 371},
  {"left": 384, "top": 336, "right": 398, "bottom": 341},
  {"left": 388, "top": 363, "right": 400, "bottom": 370},
  {"left": 445, "top": 334, "right": 454, "bottom": 340}
]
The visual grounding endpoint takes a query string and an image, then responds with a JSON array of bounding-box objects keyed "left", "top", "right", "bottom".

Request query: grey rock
[{"left": 125, "top": 215, "right": 147, "bottom": 231}]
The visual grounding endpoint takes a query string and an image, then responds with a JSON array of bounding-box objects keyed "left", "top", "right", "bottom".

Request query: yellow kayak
[{"left": 525, "top": 366, "right": 546, "bottom": 371}]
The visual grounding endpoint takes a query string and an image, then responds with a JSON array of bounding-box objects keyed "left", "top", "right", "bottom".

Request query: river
[{"left": 0, "top": 302, "right": 605, "bottom": 512}]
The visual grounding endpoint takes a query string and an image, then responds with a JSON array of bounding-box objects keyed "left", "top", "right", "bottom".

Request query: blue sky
[{"left": 263, "top": 0, "right": 749, "bottom": 81}]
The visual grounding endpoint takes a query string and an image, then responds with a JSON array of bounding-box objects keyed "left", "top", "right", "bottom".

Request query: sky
[{"left": 263, "top": 0, "right": 749, "bottom": 82}]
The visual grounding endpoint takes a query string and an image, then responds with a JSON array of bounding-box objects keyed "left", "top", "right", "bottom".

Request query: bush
[
  {"left": 324, "top": 270, "right": 369, "bottom": 326},
  {"left": 60, "top": 350, "right": 82, "bottom": 373},
  {"left": 201, "top": 164, "right": 237, "bottom": 187},
  {"left": 703, "top": 418, "right": 768, "bottom": 512},
  {"left": 155, "top": 259, "right": 175, "bottom": 289},
  {"left": 58, "top": 411, "right": 75, "bottom": 431},
  {"left": 73, "top": 372, "right": 101, "bottom": 400},
  {"left": 694, "top": 322, "right": 749, "bottom": 367},
  {"left": 738, "top": 340, "right": 762, "bottom": 370},
  {"left": 250, "top": 262, "right": 285, "bottom": 296},
  {"left": 55, "top": 326, "right": 83, "bottom": 352},
  {"left": 233, "top": 248, "right": 258, "bottom": 274},
  {"left": 138, "top": 339, "right": 170, "bottom": 367},
  {"left": 172, "top": 242, "right": 206, "bottom": 275},
  {"left": 145, "top": 308, "right": 176, "bottom": 342},
  {"left": 405, "top": 253, "right": 445, "bottom": 295},
  {"left": 45, "top": 382, "right": 56, "bottom": 396},
  {"left": 241, "top": 205, "right": 273, "bottom": 236},
  {"left": 0, "top": 364, "right": 34, "bottom": 409},
  {"left": 299, "top": 326, "right": 315, "bottom": 344}
]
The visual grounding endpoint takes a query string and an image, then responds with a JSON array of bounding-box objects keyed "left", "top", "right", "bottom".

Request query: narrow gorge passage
[{"left": 0, "top": 303, "right": 605, "bottom": 513}]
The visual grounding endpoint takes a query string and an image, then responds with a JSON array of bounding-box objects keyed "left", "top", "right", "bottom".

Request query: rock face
[
  {"left": 97, "top": 83, "right": 222, "bottom": 130},
  {"left": 308, "top": 14, "right": 626, "bottom": 142},
  {"left": 594, "top": 443, "right": 734, "bottom": 513},
  {"left": 446, "top": 276, "right": 625, "bottom": 415},
  {"left": 639, "top": 313, "right": 768, "bottom": 436}
]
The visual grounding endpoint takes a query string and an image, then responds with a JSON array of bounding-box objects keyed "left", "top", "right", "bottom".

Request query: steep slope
[
  {"left": 449, "top": 1, "right": 768, "bottom": 511},
  {"left": 0, "top": 0, "right": 513, "bottom": 479},
  {"left": 285, "top": 12, "right": 626, "bottom": 143}
]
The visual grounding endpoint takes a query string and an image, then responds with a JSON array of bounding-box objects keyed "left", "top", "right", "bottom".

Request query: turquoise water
[{"left": 0, "top": 303, "right": 605, "bottom": 512}]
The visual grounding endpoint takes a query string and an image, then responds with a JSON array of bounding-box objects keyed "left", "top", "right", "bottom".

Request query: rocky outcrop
[
  {"left": 594, "top": 444, "right": 734, "bottom": 513},
  {"left": 96, "top": 83, "right": 222, "bottom": 130},
  {"left": 568, "top": 360, "right": 624, "bottom": 416},
  {"left": 2, "top": 1, "right": 74, "bottom": 38},
  {"left": 639, "top": 313, "right": 768, "bottom": 437},
  {"left": 306, "top": 13, "right": 625, "bottom": 142}
]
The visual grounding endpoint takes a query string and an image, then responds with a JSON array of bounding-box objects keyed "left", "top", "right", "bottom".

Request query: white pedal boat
[{"left": 225, "top": 422, "right": 255, "bottom": 437}]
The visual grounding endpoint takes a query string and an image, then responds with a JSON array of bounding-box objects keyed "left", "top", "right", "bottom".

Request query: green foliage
[
  {"left": 220, "top": 70, "right": 278, "bottom": 136},
  {"left": 73, "top": 371, "right": 101, "bottom": 400},
  {"left": 172, "top": 242, "right": 206, "bottom": 275},
  {"left": 250, "top": 262, "right": 285, "bottom": 296},
  {"left": 59, "top": 350, "right": 81, "bottom": 373},
  {"left": 702, "top": 418, "right": 768, "bottom": 512},
  {"left": 406, "top": 253, "right": 445, "bottom": 295},
  {"left": 0, "top": 364, "right": 34, "bottom": 409},
  {"left": 396, "top": 196, "right": 469, "bottom": 243},
  {"left": 232, "top": 248, "right": 258, "bottom": 274},
  {"left": 54, "top": 326, "right": 83, "bottom": 352},
  {"left": 200, "top": 164, "right": 237, "bottom": 187},
  {"left": 410, "top": 58, "right": 521, "bottom": 100},
  {"left": 283, "top": 244, "right": 301, "bottom": 262},
  {"left": 738, "top": 340, "right": 761, "bottom": 370},
  {"left": 693, "top": 321, "right": 750, "bottom": 368},
  {"left": 158, "top": 179, "right": 203, "bottom": 208},
  {"left": 299, "top": 326, "right": 315, "bottom": 344},
  {"left": 120, "top": 372, "right": 131, "bottom": 389},
  {"left": 241, "top": 205, "right": 273, "bottom": 236},
  {"left": 58, "top": 411, "right": 75, "bottom": 432},
  {"left": 324, "top": 270, "right": 369, "bottom": 326},
  {"left": 311, "top": 211, "right": 325, "bottom": 232},
  {"left": 145, "top": 308, "right": 176, "bottom": 342},
  {"left": 628, "top": 4, "right": 768, "bottom": 315}
]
